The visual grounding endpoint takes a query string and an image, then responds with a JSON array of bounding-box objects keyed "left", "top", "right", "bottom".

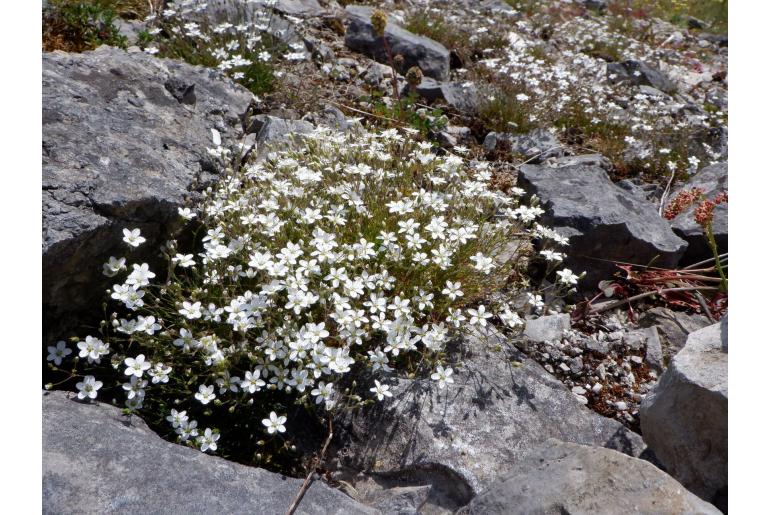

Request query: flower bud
[
  {"left": 405, "top": 66, "right": 423, "bottom": 88},
  {"left": 371, "top": 9, "right": 387, "bottom": 37}
]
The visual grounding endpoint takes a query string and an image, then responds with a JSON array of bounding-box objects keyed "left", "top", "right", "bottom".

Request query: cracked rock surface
[{"left": 42, "top": 46, "right": 253, "bottom": 342}]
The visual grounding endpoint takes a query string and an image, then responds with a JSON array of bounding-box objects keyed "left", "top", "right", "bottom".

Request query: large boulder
[
  {"left": 517, "top": 164, "right": 688, "bottom": 291},
  {"left": 669, "top": 163, "right": 728, "bottom": 264},
  {"left": 640, "top": 316, "right": 728, "bottom": 507},
  {"left": 43, "top": 390, "right": 375, "bottom": 515},
  {"left": 344, "top": 6, "right": 451, "bottom": 81},
  {"left": 42, "top": 46, "right": 253, "bottom": 343},
  {"left": 459, "top": 439, "right": 721, "bottom": 515},
  {"left": 333, "top": 328, "right": 645, "bottom": 503}
]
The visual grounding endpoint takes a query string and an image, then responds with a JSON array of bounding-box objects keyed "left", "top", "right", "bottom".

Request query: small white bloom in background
[
  {"left": 370, "top": 380, "right": 392, "bottom": 401},
  {"left": 173, "top": 254, "right": 196, "bottom": 268},
  {"left": 442, "top": 281, "right": 463, "bottom": 300},
  {"left": 124, "top": 354, "right": 151, "bottom": 378},
  {"left": 178, "top": 420, "right": 199, "bottom": 441},
  {"left": 311, "top": 382, "right": 334, "bottom": 407},
  {"left": 500, "top": 306, "right": 524, "bottom": 328},
  {"left": 144, "top": 46, "right": 159, "bottom": 55},
  {"left": 178, "top": 207, "right": 197, "bottom": 220},
  {"left": 122, "top": 228, "right": 146, "bottom": 247},
  {"left": 431, "top": 365, "right": 454, "bottom": 389},
  {"left": 77, "top": 336, "right": 109, "bottom": 364},
  {"left": 527, "top": 293, "right": 544, "bottom": 311},
  {"left": 198, "top": 428, "right": 220, "bottom": 452},
  {"left": 102, "top": 256, "right": 126, "bottom": 277},
  {"left": 194, "top": 384, "right": 216, "bottom": 405},
  {"left": 179, "top": 301, "right": 203, "bottom": 319},
  {"left": 539, "top": 250, "right": 564, "bottom": 262},
  {"left": 470, "top": 252, "right": 495, "bottom": 274},
  {"left": 468, "top": 305, "right": 493, "bottom": 327},
  {"left": 46, "top": 341, "right": 72, "bottom": 366},
  {"left": 122, "top": 376, "right": 148, "bottom": 400},
  {"left": 148, "top": 363, "right": 172, "bottom": 384},
  {"left": 75, "top": 375, "right": 102, "bottom": 400},
  {"left": 166, "top": 409, "right": 188, "bottom": 428},
  {"left": 126, "top": 263, "right": 156, "bottom": 287},
  {"left": 262, "top": 412, "right": 287, "bottom": 434},
  {"left": 556, "top": 268, "right": 580, "bottom": 286},
  {"left": 125, "top": 397, "right": 144, "bottom": 411}
]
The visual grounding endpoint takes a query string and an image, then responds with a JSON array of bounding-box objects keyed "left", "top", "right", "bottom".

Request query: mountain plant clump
[
  {"left": 47, "top": 127, "right": 580, "bottom": 468},
  {"left": 136, "top": 0, "right": 310, "bottom": 96}
]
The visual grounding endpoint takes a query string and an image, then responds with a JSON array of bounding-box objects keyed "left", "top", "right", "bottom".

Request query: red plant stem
[{"left": 381, "top": 36, "right": 401, "bottom": 102}]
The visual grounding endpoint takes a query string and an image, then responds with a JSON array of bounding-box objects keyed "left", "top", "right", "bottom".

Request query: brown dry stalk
[{"left": 285, "top": 417, "right": 334, "bottom": 515}]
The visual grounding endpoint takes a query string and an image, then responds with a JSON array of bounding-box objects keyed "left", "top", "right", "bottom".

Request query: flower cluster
[
  {"left": 139, "top": 0, "right": 308, "bottom": 94},
  {"left": 53, "top": 126, "right": 576, "bottom": 459}
]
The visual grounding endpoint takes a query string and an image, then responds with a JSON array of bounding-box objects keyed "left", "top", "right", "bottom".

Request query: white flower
[
  {"left": 470, "top": 252, "right": 495, "bottom": 274},
  {"left": 262, "top": 412, "right": 287, "bottom": 434},
  {"left": 197, "top": 428, "right": 220, "bottom": 452},
  {"left": 539, "top": 250, "right": 564, "bottom": 262},
  {"left": 179, "top": 301, "right": 203, "bottom": 319},
  {"left": 194, "top": 384, "right": 216, "bottom": 405},
  {"left": 442, "top": 281, "right": 463, "bottom": 300},
  {"left": 431, "top": 365, "right": 454, "bottom": 389},
  {"left": 500, "top": 307, "right": 524, "bottom": 328},
  {"left": 126, "top": 263, "right": 156, "bottom": 287},
  {"left": 102, "top": 256, "right": 126, "bottom": 277},
  {"left": 166, "top": 409, "right": 188, "bottom": 428},
  {"left": 75, "top": 375, "right": 103, "bottom": 400},
  {"left": 173, "top": 254, "right": 196, "bottom": 268},
  {"left": 178, "top": 207, "right": 197, "bottom": 220},
  {"left": 527, "top": 293, "right": 544, "bottom": 311},
  {"left": 370, "top": 380, "right": 393, "bottom": 401},
  {"left": 46, "top": 341, "right": 72, "bottom": 366},
  {"left": 124, "top": 354, "right": 151, "bottom": 378},
  {"left": 556, "top": 268, "right": 580, "bottom": 286},
  {"left": 122, "top": 228, "right": 146, "bottom": 247},
  {"left": 468, "top": 305, "right": 493, "bottom": 327}
]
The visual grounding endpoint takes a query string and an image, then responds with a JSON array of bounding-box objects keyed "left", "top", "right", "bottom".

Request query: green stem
[{"left": 704, "top": 223, "right": 727, "bottom": 292}]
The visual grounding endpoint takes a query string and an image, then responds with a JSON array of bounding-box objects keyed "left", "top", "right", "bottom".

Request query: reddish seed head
[
  {"left": 694, "top": 199, "right": 716, "bottom": 227},
  {"left": 664, "top": 187, "right": 704, "bottom": 220}
]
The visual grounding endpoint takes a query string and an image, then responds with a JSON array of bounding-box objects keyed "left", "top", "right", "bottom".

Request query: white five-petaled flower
[
  {"left": 179, "top": 301, "right": 203, "bottom": 319},
  {"left": 102, "top": 256, "right": 127, "bottom": 277},
  {"left": 194, "top": 384, "right": 216, "bottom": 405},
  {"left": 166, "top": 409, "right": 188, "bottom": 428},
  {"left": 46, "top": 341, "right": 72, "bottom": 366},
  {"left": 556, "top": 268, "right": 580, "bottom": 286},
  {"left": 431, "top": 365, "right": 454, "bottom": 389},
  {"left": 178, "top": 207, "right": 197, "bottom": 220},
  {"left": 470, "top": 252, "right": 495, "bottom": 274},
  {"left": 370, "top": 380, "right": 392, "bottom": 401},
  {"left": 442, "top": 281, "right": 463, "bottom": 300},
  {"left": 124, "top": 354, "right": 152, "bottom": 378},
  {"left": 75, "top": 375, "right": 103, "bottom": 400},
  {"left": 197, "top": 428, "right": 220, "bottom": 452},
  {"left": 173, "top": 254, "right": 196, "bottom": 268},
  {"left": 122, "top": 228, "right": 146, "bottom": 247},
  {"left": 262, "top": 412, "right": 287, "bottom": 434},
  {"left": 468, "top": 305, "right": 493, "bottom": 327}
]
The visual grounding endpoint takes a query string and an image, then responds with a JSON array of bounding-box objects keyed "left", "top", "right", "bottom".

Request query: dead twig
[{"left": 285, "top": 418, "right": 334, "bottom": 515}]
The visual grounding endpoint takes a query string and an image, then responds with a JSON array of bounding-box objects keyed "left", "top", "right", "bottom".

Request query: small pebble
[
  {"left": 558, "top": 363, "right": 570, "bottom": 373},
  {"left": 572, "top": 386, "right": 587, "bottom": 396},
  {"left": 573, "top": 394, "right": 589, "bottom": 405},
  {"left": 591, "top": 383, "right": 603, "bottom": 394},
  {"left": 630, "top": 356, "right": 643, "bottom": 365},
  {"left": 615, "top": 401, "right": 628, "bottom": 411}
]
